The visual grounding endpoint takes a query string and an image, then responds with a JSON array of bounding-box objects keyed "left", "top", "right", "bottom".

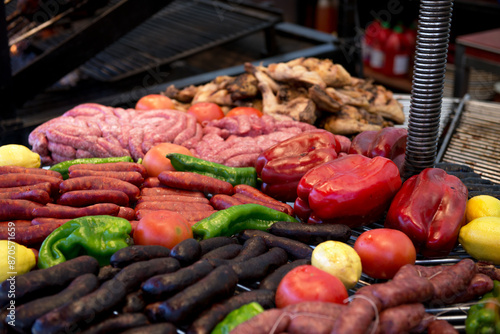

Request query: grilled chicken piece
[
  {"left": 353, "top": 80, "right": 405, "bottom": 124},
  {"left": 191, "top": 81, "right": 233, "bottom": 106},
  {"left": 265, "top": 62, "right": 327, "bottom": 89},
  {"left": 308, "top": 85, "right": 342, "bottom": 113},
  {"left": 321, "top": 105, "right": 385, "bottom": 135},
  {"left": 226, "top": 73, "right": 259, "bottom": 100},
  {"left": 332, "top": 87, "right": 371, "bottom": 108},
  {"left": 277, "top": 84, "right": 309, "bottom": 102},
  {"left": 164, "top": 84, "right": 197, "bottom": 103},
  {"left": 286, "top": 57, "right": 352, "bottom": 88},
  {"left": 245, "top": 63, "right": 280, "bottom": 92}
]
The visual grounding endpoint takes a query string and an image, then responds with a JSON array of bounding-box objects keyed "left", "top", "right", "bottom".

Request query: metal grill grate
[
  {"left": 79, "top": 0, "right": 282, "bottom": 82},
  {"left": 441, "top": 100, "right": 500, "bottom": 184}
]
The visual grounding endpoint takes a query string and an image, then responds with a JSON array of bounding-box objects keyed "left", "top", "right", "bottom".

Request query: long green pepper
[
  {"left": 466, "top": 280, "right": 500, "bottom": 334},
  {"left": 192, "top": 203, "right": 298, "bottom": 239},
  {"left": 211, "top": 302, "right": 264, "bottom": 334},
  {"left": 166, "top": 153, "right": 258, "bottom": 188},
  {"left": 49, "top": 156, "right": 134, "bottom": 179}
]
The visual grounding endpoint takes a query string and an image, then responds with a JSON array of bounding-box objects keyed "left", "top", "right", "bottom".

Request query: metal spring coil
[{"left": 404, "top": 0, "right": 454, "bottom": 179}]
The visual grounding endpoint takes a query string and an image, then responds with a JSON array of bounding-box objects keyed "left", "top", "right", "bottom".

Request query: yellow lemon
[
  {"left": 311, "top": 240, "right": 362, "bottom": 290},
  {"left": 0, "top": 240, "right": 37, "bottom": 282},
  {"left": 465, "top": 195, "right": 500, "bottom": 223},
  {"left": 0, "top": 144, "right": 41, "bottom": 168},
  {"left": 459, "top": 216, "right": 500, "bottom": 265}
]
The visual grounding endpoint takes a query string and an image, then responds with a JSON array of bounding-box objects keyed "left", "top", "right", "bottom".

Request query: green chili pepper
[
  {"left": 192, "top": 203, "right": 298, "bottom": 240},
  {"left": 211, "top": 302, "right": 264, "bottom": 334},
  {"left": 466, "top": 280, "right": 500, "bottom": 334},
  {"left": 166, "top": 153, "right": 258, "bottom": 188},
  {"left": 38, "top": 215, "right": 132, "bottom": 269},
  {"left": 49, "top": 156, "right": 134, "bottom": 179}
]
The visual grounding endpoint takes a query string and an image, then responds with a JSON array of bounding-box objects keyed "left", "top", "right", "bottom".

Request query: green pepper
[
  {"left": 192, "top": 203, "right": 298, "bottom": 240},
  {"left": 466, "top": 280, "right": 500, "bottom": 334},
  {"left": 211, "top": 302, "right": 264, "bottom": 334},
  {"left": 166, "top": 153, "right": 258, "bottom": 188},
  {"left": 38, "top": 215, "right": 132, "bottom": 269},
  {"left": 49, "top": 156, "right": 134, "bottom": 179}
]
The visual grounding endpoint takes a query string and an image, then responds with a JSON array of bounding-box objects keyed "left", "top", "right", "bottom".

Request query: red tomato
[
  {"left": 133, "top": 210, "right": 193, "bottom": 249},
  {"left": 187, "top": 102, "right": 225, "bottom": 123},
  {"left": 225, "top": 107, "right": 263, "bottom": 118},
  {"left": 142, "top": 143, "right": 193, "bottom": 177},
  {"left": 136, "top": 94, "right": 175, "bottom": 110},
  {"left": 275, "top": 265, "right": 348, "bottom": 308},
  {"left": 354, "top": 228, "right": 417, "bottom": 279}
]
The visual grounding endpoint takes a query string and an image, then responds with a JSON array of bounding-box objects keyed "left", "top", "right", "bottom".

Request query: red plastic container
[
  {"left": 383, "top": 24, "right": 410, "bottom": 77},
  {"left": 369, "top": 20, "right": 391, "bottom": 70}
]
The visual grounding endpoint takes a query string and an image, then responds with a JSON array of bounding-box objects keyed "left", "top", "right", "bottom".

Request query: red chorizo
[
  {"left": 68, "top": 170, "right": 144, "bottom": 187},
  {"left": 232, "top": 193, "right": 289, "bottom": 213},
  {"left": 0, "top": 166, "right": 62, "bottom": 179},
  {"left": 0, "top": 182, "right": 52, "bottom": 194},
  {"left": 158, "top": 171, "right": 234, "bottom": 196},
  {"left": 68, "top": 162, "right": 148, "bottom": 178},
  {"left": 0, "top": 222, "right": 61, "bottom": 246},
  {"left": 118, "top": 207, "right": 136, "bottom": 221},
  {"left": 59, "top": 176, "right": 140, "bottom": 202},
  {"left": 31, "top": 218, "right": 71, "bottom": 226},
  {"left": 32, "top": 203, "right": 121, "bottom": 219},
  {"left": 0, "top": 220, "right": 32, "bottom": 227},
  {"left": 427, "top": 319, "right": 459, "bottom": 334},
  {"left": 376, "top": 303, "right": 426, "bottom": 334},
  {"left": 0, "top": 189, "right": 51, "bottom": 204},
  {"left": 140, "top": 187, "right": 205, "bottom": 198},
  {"left": 209, "top": 194, "right": 243, "bottom": 210},
  {"left": 57, "top": 190, "right": 130, "bottom": 207},
  {"left": 234, "top": 184, "right": 293, "bottom": 215},
  {"left": 446, "top": 273, "right": 494, "bottom": 304},
  {"left": 142, "top": 177, "right": 161, "bottom": 188},
  {"left": 136, "top": 195, "right": 209, "bottom": 205},
  {"left": 0, "top": 174, "right": 62, "bottom": 193},
  {"left": 136, "top": 210, "right": 216, "bottom": 221},
  {"left": 134, "top": 201, "right": 214, "bottom": 212},
  {"left": 0, "top": 199, "right": 43, "bottom": 221}
]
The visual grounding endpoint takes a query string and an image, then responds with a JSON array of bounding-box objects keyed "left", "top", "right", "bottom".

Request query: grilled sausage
[
  {"left": 0, "top": 173, "right": 62, "bottom": 193},
  {"left": 0, "top": 182, "right": 52, "bottom": 195},
  {"left": 137, "top": 195, "right": 210, "bottom": 205},
  {"left": 120, "top": 323, "right": 177, "bottom": 334},
  {"left": 142, "top": 259, "right": 215, "bottom": 301},
  {"left": 134, "top": 201, "right": 214, "bottom": 212},
  {"left": 59, "top": 176, "right": 140, "bottom": 202},
  {"left": 186, "top": 289, "right": 275, "bottom": 334},
  {"left": 0, "top": 255, "right": 100, "bottom": 308},
  {"left": 377, "top": 303, "right": 427, "bottom": 334},
  {"left": 0, "top": 222, "right": 62, "bottom": 246},
  {"left": 0, "top": 166, "right": 62, "bottom": 178},
  {"left": 141, "top": 186, "right": 206, "bottom": 198},
  {"left": 427, "top": 319, "right": 459, "bottom": 334},
  {"left": 233, "top": 184, "right": 293, "bottom": 215},
  {"left": 199, "top": 236, "right": 238, "bottom": 256},
  {"left": 231, "top": 236, "right": 268, "bottom": 262},
  {"left": 0, "top": 220, "right": 31, "bottom": 227},
  {"left": 201, "top": 243, "right": 243, "bottom": 260},
  {"left": 232, "top": 193, "right": 289, "bottom": 213},
  {"left": 142, "top": 177, "right": 161, "bottom": 188},
  {"left": 30, "top": 217, "right": 71, "bottom": 226},
  {"left": 121, "top": 291, "right": 147, "bottom": 314},
  {"left": 230, "top": 247, "right": 288, "bottom": 282},
  {"left": 145, "top": 265, "right": 238, "bottom": 324},
  {"left": 14, "top": 273, "right": 99, "bottom": 333},
  {"left": 69, "top": 170, "right": 144, "bottom": 187},
  {"left": 97, "top": 265, "right": 121, "bottom": 283},
  {"left": 32, "top": 203, "right": 121, "bottom": 219},
  {"left": 259, "top": 258, "right": 310, "bottom": 292},
  {"left": 57, "top": 189, "right": 130, "bottom": 207},
  {"left": 0, "top": 199, "right": 43, "bottom": 220},
  {"left": 79, "top": 313, "right": 149, "bottom": 334},
  {"left": 158, "top": 171, "right": 234, "bottom": 196},
  {"left": 69, "top": 162, "right": 148, "bottom": 178},
  {"left": 110, "top": 245, "right": 171, "bottom": 268},
  {"left": 268, "top": 221, "right": 352, "bottom": 245},
  {"left": 0, "top": 189, "right": 52, "bottom": 204},
  {"left": 169, "top": 238, "right": 202, "bottom": 266},
  {"left": 209, "top": 194, "right": 243, "bottom": 210}
]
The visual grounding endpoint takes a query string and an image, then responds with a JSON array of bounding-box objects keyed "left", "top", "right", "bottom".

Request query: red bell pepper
[
  {"left": 349, "top": 127, "right": 407, "bottom": 174},
  {"left": 384, "top": 168, "right": 468, "bottom": 258},
  {"left": 296, "top": 154, "right": 402, "bottom": 227},
  {"left": 256, "top": 130, "right": 340, "bottom": 202}
]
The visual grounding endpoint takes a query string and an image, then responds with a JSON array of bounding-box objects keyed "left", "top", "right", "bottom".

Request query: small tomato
[
  {"left": 225, "top": 107, "right": 263, "bottom": 118},
  {"left": 136, "top": 94, "right": 175, "bottom": 110},
  {"left": 142, "top": 143, "right": 193, "bottom": 177},
  {"left": 133, "top": 210, "right": 193, "bottom": 249},
  {"left": 275, "top": 265, "right": 348, "bottom": 308},
  {"left": 187, "top": 102, "right": 225, "bottom": 123},
  {"left": 354, "top": 228, "right": 416, "bottom": 279}
]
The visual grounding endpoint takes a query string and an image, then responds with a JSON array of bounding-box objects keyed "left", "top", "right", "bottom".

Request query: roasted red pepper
[
  {"left": 296, "top": 154, "right": 402, "bottom": 227},
  {"left": 385, "top": 168, "right": 468, "bottom": 258},
  {"left": 349, "top": 128, "right": 407, "bottom": 174},
  {"left": 255, "top": 130, "right": 340, "bottom": 202}
]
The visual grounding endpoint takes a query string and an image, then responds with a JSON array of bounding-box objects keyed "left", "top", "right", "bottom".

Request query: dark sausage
[
  {"left": 110, "top": 245, "right": 171, "bottom": 268},
  {"left": 158, "top": 171, "right": 234, "bottom": 196},
  {"left": 199, "top": 236, "right": 238, "bottom": 256},
  {"left": 79, "top": 313, "right": 149, "bottom": 334},
  {"left": 186, "top": 289, "right": 275, "bottom": 334},
  {"left": 201, "top": 243, "right": 243, "bottom": 260},
  {"left": 0, "top": 199, "right": 43, "bottom": 220},
  {"left": 57, "top": 189, "right": 130, "bottom": 207},
  {"left": 0, "top": 222, "right": 61, "bottom": 246},
  {"left": 259, "top": 258, "right": 310, "bottom": 292},
  {"left": 121, "top": 291, "right": 147, "bottom": 314},
  {"left": 0, "top": 255, "right": 100, "bottom": 308},
  {"left": 268, "top": 221, "right": 352, "bottom": 245},
  {"left": 141, "top": 186, "right": 206, "bottom": 198},
  {"left": 120, "top": 323, "right": 177, "bottom": 334},
  {"left": 69, "top": 162, "right": 148, "bottom": 178},
  {"left": 169, "top": 238, "right": 201, "bottom": 266},
  {"left": 142, "top": 259, "right": 215, "bottom": 301},
  {"left": 69, "top": 170, "right": 144, "bottom": 187},
  {"left": 97, "top": 265, "right": 121, "bottom": 283},
  {"left": 0, "top": 189, "right": 52, "bottom": 204},
  {"left": 59, "top": 176, "right": 140, "bottom": 202},
  {"left": 32, "top": 203, "right": 121, "bottom": 219},
  {"left": 14, "top": 273, "right": 99, "bottom": 333},
  {"left": 230, "top": 247, "right": 288, "bottom": 282},
  {"left": 0, "top": 166, "right": 63, "bottom": 178},
  {"left": 231, "top": 236, "right": 268, "bottom": 262},
  {"left": 209, "top": 194, "right": 242, "bottom": 210},
  {"left": 234, "top": 184, "right": 293, "bottom": 215},
  {"left": 238, "top": 229, "right": 313, "bottom": 260},
  {"left": 145, "top": 265, "right": 238, "bottom": 324}
]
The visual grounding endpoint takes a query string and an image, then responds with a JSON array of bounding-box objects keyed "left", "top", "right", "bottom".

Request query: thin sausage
[
  {"left": 31, "top": 217, "right": 71, "bottom": 226},
  {"left": 0, "top": 222, "right": 62, "bottom": 246},
  {"left": 69, "top": 169, "right": 144, "bottom": 187},
  {"left": 0, "top": 166, "right": 62, "bottom": 179},
  {"left": 32, "top": 203, "right": 121, "bottom": 219},
  {"left": 209, "top": 194, "right": 242, "bottom": 210},
  {"left": 234, "top": 184, "right": 293, "bottom": 215},
  {"left": 57, "top": 189, "right": 130, "bottom": 207},
  {"left": 135, "top": 201, "right": 214, "bottom": 212},
  {"left": 158, "top": 171, "right": 234, "bottom": 196},
  {"left": 0, "top": 189, "right": 52, "bottom": 204},
  {"left": 259, "top": 258, "right": 310, "bottom": 292},
  {"left": 169, "top": 238, "right": 202, "bottom": 266},
  {"left": 0, "top": 199, "right": 43, "bottom": 220},
  {"left": 142, "top": 177, "right": 161, "bottom": 188},
  {"left": 0, "top": 173, "right": 62, "bottom": 193},
  {"left": 118, "top": 206, "right": 136, "bottom": 220},
  {"left": 0, "top": 182, "right": 52, "bottom": 194},
  {"left": 0, "top": 220, "right": 32, "bottom": 227},
  {"left": 230, "top": 247, "right": 288, "bottom": 282},
  {"left": 69, "top": 162, "right": 148, "bottom": 178},
  {"left": 110, "top": 245, "right": 171, "bottom": 268},
  {"left": 376, "top": 303, "right": 427, "bottom": 334},
  {"left": 232, "top": 193, "right": 289, "bottom": 213},
  {"left": 59, "top": 176, "right": 140, "bottom": 202},
  {"left": 141, "top": 186, "right": 205, "bottom": 198},
  {"left": 137, "top": 195, "right": 210, "bottom": 205}
]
